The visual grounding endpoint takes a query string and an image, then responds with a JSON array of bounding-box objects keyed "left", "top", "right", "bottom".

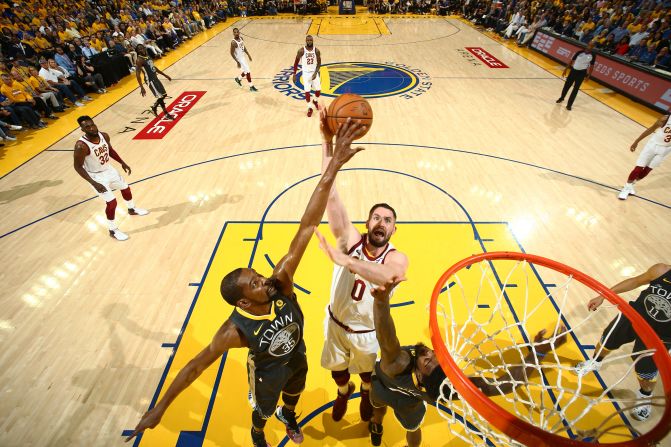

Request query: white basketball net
[{"left": 432, "top": 258, "right": 665, "bottom": 446}]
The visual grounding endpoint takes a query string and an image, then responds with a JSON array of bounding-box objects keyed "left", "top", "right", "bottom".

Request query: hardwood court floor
[{"left": 0, "top": 16, "right": 669, "bottom": 447}]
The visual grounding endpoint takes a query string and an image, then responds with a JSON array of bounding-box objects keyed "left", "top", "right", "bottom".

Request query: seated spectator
[
  {"left": 638, "top": 41, "right": 658, "bottom": 65},
  {"left": 75, "top": 56, "right": 107, "bottom": 93},
  {"left": 655, "top": 46, "right": 671, "bottom": 70},
  {"left": 27, "top": 66, "right": 67, "bottom": 112},
  {"left": 54, "top": 46, "right": 77, "bottom": 76},
  {"left": 0, "top": 76, "right": 46, "bottom": 128},
  {"left": 629, "top": 29, "right": 650, "bottom": 47},
  {"left": 502, "top": 10, "right": 526, "bottom": 39},
  {"left": 607, "top": 21, "right": 630, "bottom": 44},
  {"left": 81, "top": 38, "right": 100, "bottom": 59},
  {"left": 4, "top": 70, "right": 58, "bottom": 120},
  {"left": 601, "top": 33, "right": 617, "bottom": 52},
  {"left": 38, "top": 57, "right": 89, "bottom": 107},
  {"left": 614, "top": 37, "right": 630, "bottom": 55},
  {"left": 627, "top": 38, "right": 648, "bottom": 61},
  {"left": 111, "top": 35, "right": 137, "bottom": 71},
  {"left": 13, "top": 68, "right": 64, "bottom": 114}
]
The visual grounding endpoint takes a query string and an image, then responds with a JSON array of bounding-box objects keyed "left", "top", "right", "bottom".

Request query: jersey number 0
[{"left": 351, "top": 279, "right": 366, "bottom": 301}]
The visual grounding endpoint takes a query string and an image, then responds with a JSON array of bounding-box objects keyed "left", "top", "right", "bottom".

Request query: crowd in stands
[
  {"left": 0, "top": 0, "right": 235, "bottom": 147},
  {"left": 0, "top": 0, "right": 668, "bottom": 148},
  {"left": 460, "top": 0, "right": 671, "bottom": 70}
]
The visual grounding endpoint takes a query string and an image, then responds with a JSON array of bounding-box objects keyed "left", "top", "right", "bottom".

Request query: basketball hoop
[{"left": 429, "top": 251, "right": 671, "bottom": 446}]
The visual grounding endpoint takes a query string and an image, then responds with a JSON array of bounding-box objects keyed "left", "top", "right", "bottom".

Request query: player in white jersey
[
  {"left": 619, "top": 113, "right": 671, "bottom": 200},
  {"left": 293, "top": 35, "right": 321, "bottom": 117},
  {"left": 314, "top": 107, "right": 408, "bottom": 427},
  {"left": 73, "top": 116, "right": 149, "bottom": 241},
  {"left": 230, "top": 28, "right": 257, "bottom": 92}
]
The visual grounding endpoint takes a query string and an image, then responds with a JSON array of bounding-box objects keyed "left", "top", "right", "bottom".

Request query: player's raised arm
[
  {"left": 319, "top": 107, "right": 361, "bottom": 252},
  {"left": 125, "top": 320, "right": 245, "bottom": 442},
  {"left": 371, "top": 278, "right": 409, "bottom": 377},
  {"left": 272, "top": 119, "right": 366, "bottom": 296}
]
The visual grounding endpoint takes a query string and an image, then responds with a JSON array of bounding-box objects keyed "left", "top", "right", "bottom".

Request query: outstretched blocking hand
[
  {"left": 331, "top": 118, "right": 366, "bottom": 167},
  {"left": 371, "top": 277, "right": 406, "bottom": 302},
  {"left": 314, "top": 228, "right": 352, "bottom": 267},
  {"left": 125, "top": 406, "right": 164, "bottom": 442}
]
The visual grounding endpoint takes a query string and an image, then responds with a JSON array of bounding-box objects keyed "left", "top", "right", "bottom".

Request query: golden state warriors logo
[{"left": 272, "top": 61, "right": 431, "bottom": 100}]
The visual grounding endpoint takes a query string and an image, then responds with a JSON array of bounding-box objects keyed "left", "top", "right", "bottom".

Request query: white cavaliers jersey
[
  {"left": 651, "top": 115, "right": 671, "bottom": 147},
  {"left": 301, "top": 46, "right": 317, "bottom": 73},
  {"left": 329, "top": 234, "right": 396, "bottom": 332},
  {"left": 233, "top": 38, "right": 246, "bottom": 61},
  {"left": 79, "top": 132, "right": 112, "bottom": 174}
]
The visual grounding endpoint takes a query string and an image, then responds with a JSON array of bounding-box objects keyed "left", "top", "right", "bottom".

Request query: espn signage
[
  {"left": 134, "top": 91, "right": 206, "bottom": 140},
  {"left": 465, "top": 47, "right": 509, "bottom": 68},
  {"left": 531, "top": 30, "right": 671, "bottom": 111}
]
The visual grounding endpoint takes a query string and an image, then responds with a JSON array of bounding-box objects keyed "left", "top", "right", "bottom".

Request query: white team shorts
[
  {"left": 320, "top": 317, "right": 379, "bottom": 374},
  {"left": 636, "top": 140, "right": 671, "bottom": 168},
  {"left": 302, "top": 71, "right": 321, "bottom": 93},
  {"left": 89, "top": 168, "right": 128, "bottom": 202},
  {"left": 237, "top": 57, "right": 250, "bottom": 75}
]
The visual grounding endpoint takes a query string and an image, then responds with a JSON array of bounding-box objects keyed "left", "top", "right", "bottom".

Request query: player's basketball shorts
[
  {"left": 600, "top": 306, "right": 671, "bottom": 381},
  {"left": 247, "top": 351, "right": 308, "bottom": 418},
  {"left": 88, "top": 168, "right": 128, "bottom": 202},
  {"left": 238, "top": 57, "right": 250, "bottom": 75},
  {"left": 370, "top": 374, "right": 426, "bottom": 431},
  {"left": 147, "top": 78, "right": 166, "bottom": 98},
  {"left": 636, "top": 141, "right": 671, "bottom": 168},
  {"left": 320, "top": 316, "right": 378, "bottom": 374},
  {"left": 301, "top": 71, "right": 321, "bottom": 93}
]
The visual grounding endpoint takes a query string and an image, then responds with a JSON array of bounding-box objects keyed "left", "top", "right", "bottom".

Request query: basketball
[{"left": 326, "top": 93, "right": 373, "bottom": 139}]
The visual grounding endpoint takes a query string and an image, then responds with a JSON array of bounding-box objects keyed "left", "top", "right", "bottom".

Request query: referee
[{"left": 556, "top": 41, "right": 596, "bottom": 111}]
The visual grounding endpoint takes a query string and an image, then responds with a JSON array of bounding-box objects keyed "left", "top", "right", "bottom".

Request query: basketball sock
[
  {"left": 121, "top": 187, "right": 133, "bottom": 201},
  {"left": 627, "top": 166, "right": 644, "bottom": 183},
  {"left": 637, "top": 167, "right": 652, "bottom": 180},
  {"left": 359, "top": 372, "right": 372, "bottom": 390},
  {"left": 246, "top": 73, "right": 252, "bottom": 85},
  {"left": 105, "top": 199, "right": 117, "bottom": 221},
  {"left": 305, "top": 92, "right": 311, "bottom": 104},
  {"left": 332, "top": 369, "right": 351, "bottom": 389}
]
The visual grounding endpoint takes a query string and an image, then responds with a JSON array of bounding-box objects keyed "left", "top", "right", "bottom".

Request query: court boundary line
[{"left": 2, "top": 141, "right": 669, "bottom": 241}]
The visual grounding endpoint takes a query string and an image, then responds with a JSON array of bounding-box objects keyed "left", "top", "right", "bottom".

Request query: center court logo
[{"left": 273, "top": 62, "right": 431, "bottom": 100}]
